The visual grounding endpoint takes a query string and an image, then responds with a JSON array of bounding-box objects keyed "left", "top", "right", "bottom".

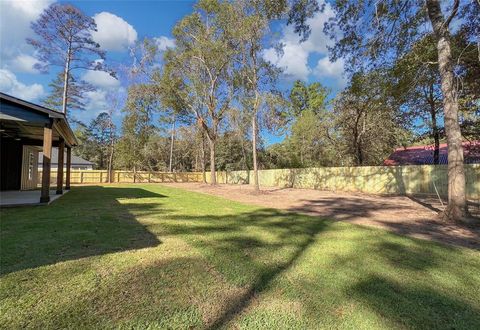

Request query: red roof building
[{"left": 384, "top": 141, "right": 480, "bottom": 165}]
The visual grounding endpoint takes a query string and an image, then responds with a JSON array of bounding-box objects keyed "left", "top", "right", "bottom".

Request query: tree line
[{"left": 29, "top": 0, "right": 479, "bottom": 222}]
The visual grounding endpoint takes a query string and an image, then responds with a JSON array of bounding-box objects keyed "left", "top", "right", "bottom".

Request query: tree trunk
[
  {"left": 208, "top": 137, "right": 216, "bottom": 185},
  {"left": 300, "top": 134, "right": 304, "bottom": 166},
  {"left": 62, "top": 54, "right": 71, "bottom": 116},
  {"left": 107, "top": 142, "right": 114, "bottom": 183},
  {"left": 169, "top": 114, "right": 175, "bottom": 172},
  {"left": 99, "top": 150, "right": 104, "bottom": 169},
  {"left": 199, "top": 128, "right": 207, "bottom": 184},
  {"left": 356, "top": 140, "right": 363, "bottom": 166},
  {"left": 426, "top": 0, "right": 468, "bottom": 221},
  {"left": 195, "top": 149, "right": 199, "bottom": 171},
  {"left": 353, "top": 131, "right": 363, "bottom": 166},
  {"left": 352, "top": 110, "right": 362, "bottom": 166},
  {"left": 252, "top": 112, "right": 259, "bottom": 191},
  {"left": 241, "top": 139, "right": 249, "bottom": 171},
  {"left": 236, "top": 127, "right": 249, "bottom": 171},
  {"left": 428, "top": 95, "right": 440, "bottom": 165}
]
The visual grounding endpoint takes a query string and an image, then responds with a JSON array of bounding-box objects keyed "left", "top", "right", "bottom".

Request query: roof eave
[
  {"left": 53, "top": 119, "right": 78, "bottom": 147},
  {"left": 1, "top": 92, "right": 78, "bottom": 147}
]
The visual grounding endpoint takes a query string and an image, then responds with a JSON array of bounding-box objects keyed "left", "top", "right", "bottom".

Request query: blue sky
[{"left": 0, "top": 0, "right": 346, "bottom": 144}]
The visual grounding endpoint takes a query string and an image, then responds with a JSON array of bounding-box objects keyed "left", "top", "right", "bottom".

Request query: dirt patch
[{"left": 162, "top": 183, "right": 480, "bottom": 250}]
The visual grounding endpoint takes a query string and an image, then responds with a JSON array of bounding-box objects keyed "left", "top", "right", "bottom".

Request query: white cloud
[
  {"left": 8, "top": 54, "right": 42, "bottom": 73},
  {"left": 154, "top": 36, "right": 175, "bottom": 51},
  {"left": 78, "top": 58, "right": 124, "bottom": 122},
  {"left": 73, "top": 86, "right": 126, "bottom": 123},
  {"left": 0, "top": 0, "right": 53, "bottom": 66},
  {"left": 82, "top": 70, "right": 120, "bottom": 89},
  {"left": 263, "top": 43, "right": 310, "bottom": 80},
  {"left": 0, "top": 69, "right": 44, "bottom": 101},
  {"left": 8, "top": 0, "right": 53, "bottom": 19},
  {"left": 280, "top": 2, "right": 335, "bottom": 55},
  {"left": 92, "top": 12, "right": 137, "bottom": 51},
  {"left": 313, "top": 57, "right": 346, "bottom": 86},
  {"left": 84, "top": 90, "right": 108, "bottom": 111},
  {"left": 70, "top": 89, "right": 109, "bottom": 123},
  {"left": 262, "top": 0, "right": 343, "bottom": 83}
]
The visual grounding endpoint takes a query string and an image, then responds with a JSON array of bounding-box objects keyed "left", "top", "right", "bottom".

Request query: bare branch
[{"left": 444, "top": 0, "right": 460, "bottom": 28}]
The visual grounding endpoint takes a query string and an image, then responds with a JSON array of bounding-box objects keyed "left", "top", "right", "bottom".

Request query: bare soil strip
[{"left": 162, "top": 183, "right": 480, "bottom": 250}]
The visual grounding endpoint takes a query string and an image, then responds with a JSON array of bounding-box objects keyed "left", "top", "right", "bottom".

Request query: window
[{"left": 28, "top": 152, "right": 34, "bottom": 180}]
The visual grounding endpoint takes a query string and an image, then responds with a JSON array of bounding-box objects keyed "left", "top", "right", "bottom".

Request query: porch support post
[
  {"left": 56, "top": 139, "right": 65, "bottom": 194},
  {"left": 66, "top": 147, "right": 71, "bottom": 190},
  {"left": 40, "top": 121, "right": 53, "bottom": 203}
]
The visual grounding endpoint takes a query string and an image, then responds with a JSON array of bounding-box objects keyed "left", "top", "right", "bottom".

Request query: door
[{"left": 21, "top": 146, "right": 39, "bottom": 190}]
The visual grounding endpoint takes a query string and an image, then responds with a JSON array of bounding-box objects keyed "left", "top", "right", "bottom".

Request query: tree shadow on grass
[
  {"left": 2, "top": 185, "right": 479, "bottom": 329},
  {"left": 372, "top": 238, "right": 480, "bottom": 289},
  {"left": 159, "top": 207, "right": 480, "bottom": 329},
  {"left": 283, "top": 228, "right": 480, "bottom": 330},
  {"left": 350, "top": 275, "right": 480, "bottom": 329},
  {"left": 364, "top": 238, "right": 480, "bottom": 328},
  {"left": 0, "top": 186, "right": 164, "bottom": 276},
  {"left": 157, "top": 209, "right": 331, "bottom": 329}
]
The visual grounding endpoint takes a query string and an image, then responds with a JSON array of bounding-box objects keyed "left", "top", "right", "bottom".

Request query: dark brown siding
[{"left": 0, "top": 138, "right": 22, "bottom": 190}]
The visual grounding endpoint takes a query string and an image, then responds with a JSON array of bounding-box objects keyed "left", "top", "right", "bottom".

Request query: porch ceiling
[
  {"left": 0, "top": 119, "right": 63, "bottom": 143},
  {"left": 0, "top": 92, "right": 77, "bottom": 147}
]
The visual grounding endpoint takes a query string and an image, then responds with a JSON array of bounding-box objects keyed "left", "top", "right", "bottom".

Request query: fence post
[{"left": 39, "top": 166, "right": 471, "bottom": 197}]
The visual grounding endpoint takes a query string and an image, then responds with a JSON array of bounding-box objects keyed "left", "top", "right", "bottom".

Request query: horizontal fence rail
[
  {"left": 214, "top": 165, "right": 480, "bottom": 200},
  {"left": 39, "top": 164, "right": 480, "bottom": 199},
  {"left": 38, "top": 170, "right": 205, "bottom": 185}
]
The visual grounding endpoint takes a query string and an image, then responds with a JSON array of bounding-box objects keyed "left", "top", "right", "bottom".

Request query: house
[
  {"left": 39, "top": 148, "right": 94, "bottom": 170},
  {"left": 0, "top": 92, "right": 77, "bottom": 205},
  {"left": 384, "top": 141, "right": 480, "bottom": 165}
]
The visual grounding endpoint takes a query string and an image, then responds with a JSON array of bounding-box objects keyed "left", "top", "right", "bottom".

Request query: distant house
[
  {"left": 384, "top": 141, "right": 480, "bottom": 165},
  {"left": 39, "top": 148, "right": 94, "bottom": 170}
]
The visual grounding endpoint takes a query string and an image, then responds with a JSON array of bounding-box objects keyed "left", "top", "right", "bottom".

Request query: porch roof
[{"left": 0, "top": 92, "right": 78, "bottom": 147}]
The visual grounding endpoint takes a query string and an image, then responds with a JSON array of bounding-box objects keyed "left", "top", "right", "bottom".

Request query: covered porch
[
  {"left": 0, "top": 93, "right": 77, "bottom": 206},
  {"left": 0, "top": 190, "right": 68, "bottom": 207}
]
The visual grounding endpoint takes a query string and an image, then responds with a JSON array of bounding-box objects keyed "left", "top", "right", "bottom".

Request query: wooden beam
[
  {"left": 40, "top": 122, "right": 53, "bottom": 203},
  {"left": 56, "top": 139, "right": 65, "bottom": 194},
  {"left": 66, "top": 147, "right": 71, "bottom": 190},
  {"left": 4, "top": 138, "right": 66, "bottom": 148}
]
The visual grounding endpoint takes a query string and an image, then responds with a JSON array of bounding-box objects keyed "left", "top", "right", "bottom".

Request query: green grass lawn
[{"left": 1, "top": 185, "right": 479, "bottom": 329}]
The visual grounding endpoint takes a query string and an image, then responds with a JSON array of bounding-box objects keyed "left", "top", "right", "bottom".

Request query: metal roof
[
  {"left": 39, "top": 148, "right": 94, "bottom": 166},
  {"left": 384, "top": 141, "right": 480, "bottom": 165}
]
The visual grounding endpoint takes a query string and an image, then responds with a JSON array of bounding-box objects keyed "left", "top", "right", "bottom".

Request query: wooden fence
[
  {"left": 215, "top": 164, "right": 480, "bottom": 199},
  {"left": 38, "top": 170, "right": 205, "bottom": 185},
  {"left": 39, "top": 164, "right": 480, "bottom": 199}
]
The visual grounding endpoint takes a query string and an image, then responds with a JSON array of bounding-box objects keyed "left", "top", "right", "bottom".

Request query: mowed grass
[{"left": 1, "top": 185, "right": 479, "bottom": 329}]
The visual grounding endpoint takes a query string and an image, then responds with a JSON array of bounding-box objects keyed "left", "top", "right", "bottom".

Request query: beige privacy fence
[
  {"left": 213, "top": 165, "right": 480, "bottom": 199},
  {"left": 40, "top": 164, "right": 480, "bottom": 199},
  {"left": 39, "top": 170, "right": 205, "bottom": 185}
]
